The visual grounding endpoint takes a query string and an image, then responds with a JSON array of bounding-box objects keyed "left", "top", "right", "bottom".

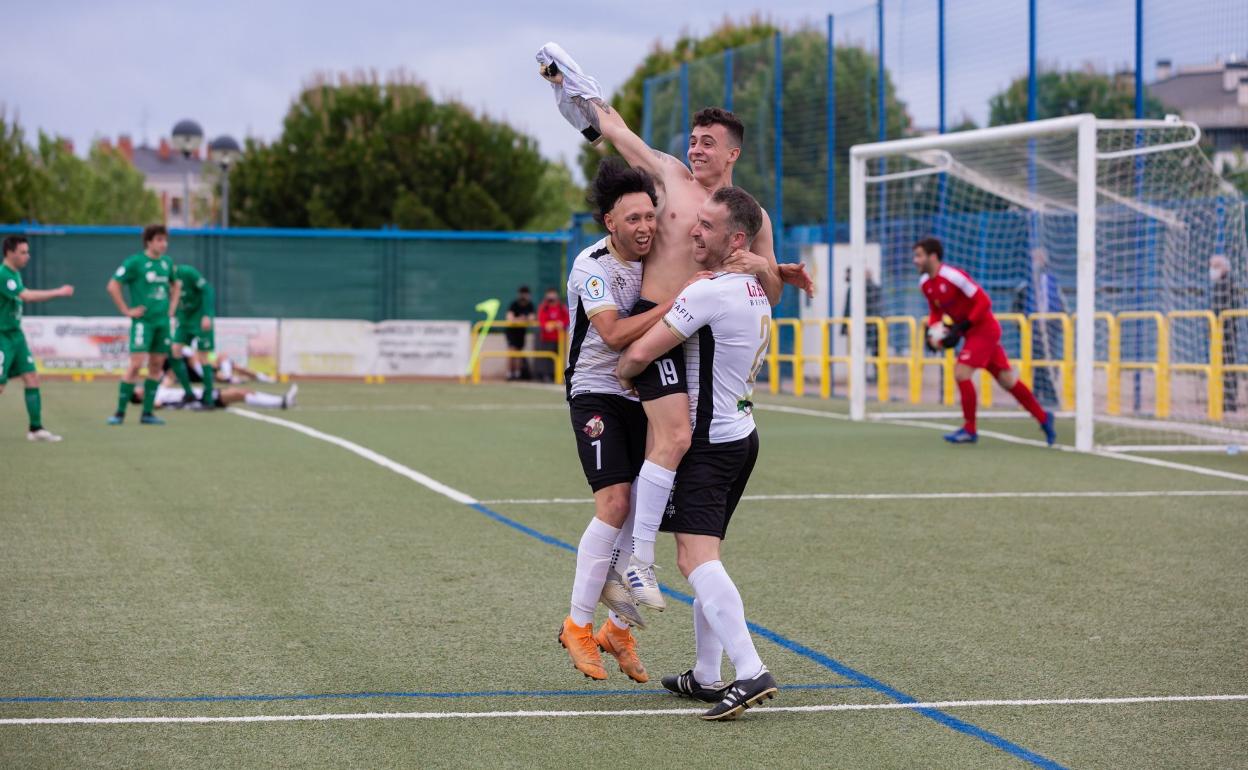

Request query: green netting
[{"left": 9, "top": 228, "right": 565, "bottom": 322}]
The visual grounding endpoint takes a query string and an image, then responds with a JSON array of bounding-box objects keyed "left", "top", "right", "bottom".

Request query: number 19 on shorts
[{"left": 657, "top": 358, "right": 679, "bottom": 386}]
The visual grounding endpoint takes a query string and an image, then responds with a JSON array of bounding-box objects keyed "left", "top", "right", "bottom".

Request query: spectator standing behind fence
[
  {"left": 1013, "top": 248, "right": 1066, "bottom": 407},
  {"left": 1211, "top": 254, "right": 1239, "bottom": 413},
  {"left": 841, "top": 267, "right": 882, "bottom": 380},
  {"left": 535, "top": 286, "right": 569, "bottom": 383},
  {"left": 505, "top": 285, "right": 536, "bottom": 381}
]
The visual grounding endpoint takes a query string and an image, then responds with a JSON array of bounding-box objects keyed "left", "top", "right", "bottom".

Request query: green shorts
[
  {"left": 0, "top": 329, "right": 36, "bottom": 384},
  {"left": 130, "top": 318, "right": 172, "bottom": 355},
  {"left": 173, "top": 314, "right": 215, "bottom": 352}
]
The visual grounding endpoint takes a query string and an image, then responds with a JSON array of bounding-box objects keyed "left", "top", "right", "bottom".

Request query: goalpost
[{"left": 848, "top": 114, "right": 1247, "bottom": 453}]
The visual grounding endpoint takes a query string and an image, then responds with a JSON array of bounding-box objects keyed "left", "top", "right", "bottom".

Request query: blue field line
[
  {"left": 469, "top": 503, "right": 1068, "bottom": 769},
  {"left": 0, "top": 683, "right": 864, "bottom": 706}
]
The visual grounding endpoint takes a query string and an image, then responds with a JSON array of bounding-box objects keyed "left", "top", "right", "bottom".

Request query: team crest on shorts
[{"left": 583, "top": 415, "right": 605, "bottom": 438}]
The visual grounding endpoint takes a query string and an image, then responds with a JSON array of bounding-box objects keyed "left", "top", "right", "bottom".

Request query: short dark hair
[
  {"left": 2, "top": 235, "right": 28, "bottom": 256},
  {"left": 710, "top": 186, "right": 762, "bottom": 241},
  {"left": 914, "top": 237, "right": 943, "bottom": 260},
  {"left": 518, "top": 285, "right": 531, "bottom": 294},
  {"left": 692, "top": 107, "right": 745, "bottom": 148},
  {"left": 142, "top": 224, "right": 168, "bottom": 245},
  {"left": 588, "top": 157, "right": 658, "bottom": 226}
]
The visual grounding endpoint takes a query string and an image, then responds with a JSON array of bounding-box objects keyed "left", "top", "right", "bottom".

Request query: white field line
[
  {"left": 5, "top": 694, "right": 1245, "bottom": 726},
  {"left": 230, "top": 410, "right": 478, "bottom": 504},
  {"left": 298, "top": 403, "right": 566, "bottom": 413},
  {"left": 480, "top": 490, "right": 1248, "bottom": 505},
  {"left": 757, "top": 404, "right": 1248, "bottom": 485},
  {"left": 871, "top": 410, "right": 1076, "bottom": 421}
]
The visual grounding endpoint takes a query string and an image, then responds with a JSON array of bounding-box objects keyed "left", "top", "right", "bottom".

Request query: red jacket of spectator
[{"left": 538, "top": 299, "right": 569, "bottom": 343}]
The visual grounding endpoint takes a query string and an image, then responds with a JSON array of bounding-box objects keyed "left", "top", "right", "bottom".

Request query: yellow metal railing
[
  {"left": 1026, "top": 312, "right": 1071, "bottom": 411},
  {"left": 469, "top": 320, "right": 565, "bottom": 385},
  {"left": 1167, "top": 310, "right": 1221, "bottom": 420},
  {"left": 1115, "top": 311, "right": 1169, "bottom": 418}
]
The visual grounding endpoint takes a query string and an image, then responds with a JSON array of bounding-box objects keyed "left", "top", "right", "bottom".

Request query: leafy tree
[
  {"left": 989, "top": 69, "right": 1166, "bottom": 125},
  {"left": 0, "top": 112, "right": 159, "bottom": 225},
  {"left": 228, "top": 73, "right": 576, "bottom": 231},
  {"left": 34, "top": 135, "right": 161, "bottom": 225},
  {"left": 0, "top": 111, "right": 42, "bottom": 223},
  {"left": 578, "top": 20, "right": 911, "bottom": 225}
]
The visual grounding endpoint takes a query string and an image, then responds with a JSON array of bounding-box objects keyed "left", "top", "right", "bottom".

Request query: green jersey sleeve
[{"left": 113, "top": 254, "right": 141, "bottom": 285}]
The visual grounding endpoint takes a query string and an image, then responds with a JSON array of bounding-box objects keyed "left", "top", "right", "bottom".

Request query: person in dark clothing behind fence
[
  {"left": 506, "top": 285, "right": 536, "bottom": 381},
  {"left": 841, "top": 267, "right": 882, "bottom": 381},
  {"left": 1211, "top": 254, "right": 1240, "bottom": 413}
]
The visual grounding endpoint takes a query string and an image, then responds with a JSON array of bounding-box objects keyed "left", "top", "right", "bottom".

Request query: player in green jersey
[
  {"left": 105, "top": 224, "right": 180, "bottom": 425},
  {"left": 169, "top": 263, "right": 217, "bottom": 409},
  {"left": 0, "top": 236, "right": 75, "bottom": 441}
]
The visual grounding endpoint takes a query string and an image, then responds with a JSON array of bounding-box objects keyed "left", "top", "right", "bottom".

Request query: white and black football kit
[
  {"left": 658, "top": 272, "right": 771, "bottom": 538},
  {"left": 565, "top": 237, "right": 649, "bottom": 491}
]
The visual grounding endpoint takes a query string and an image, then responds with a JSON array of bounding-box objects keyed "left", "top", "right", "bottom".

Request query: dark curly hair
[
  {"left": 588, "top": 157, "right": 658, "bottom": 226},
  {"left": 692, "top": 107, "right": 744, "bottom": 148}
]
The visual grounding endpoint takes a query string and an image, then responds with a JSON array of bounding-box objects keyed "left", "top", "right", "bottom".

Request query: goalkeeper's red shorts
[{"left": 957, "top": 317, "right": 1011, "bottom": 375}]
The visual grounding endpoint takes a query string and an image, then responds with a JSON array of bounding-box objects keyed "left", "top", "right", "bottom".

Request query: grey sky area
[{"left": 3, "top": 0, "right": 1242, "bottom": 174}]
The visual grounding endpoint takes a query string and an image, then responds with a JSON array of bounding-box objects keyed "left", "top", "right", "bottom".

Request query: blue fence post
[
  {"left": 826, "top": 15, "right": 836, "bottom": 313},
  {"left": 1134, "top": 0, "right": 1144, "bottom": 119},
  {"left": 937, "top": 0, "right": 948, "bottom": 240},
  {"left": 773, "top": 31, "right": 784, "bottom": 261},
  {"left": 877, "top": 0, "right": 886, "bottom": 143},
  {"left": 642, "top": 77, "right": 654, "bottom": 148},
  {"left": 680, "top": 62, "right": 690, "bottom": 155},
  {"left": 1027, "top": 0, "right": 1037, "bottom": 122},
  {"left": 724, "top": 48, "right": 734, "bottom": 112}
]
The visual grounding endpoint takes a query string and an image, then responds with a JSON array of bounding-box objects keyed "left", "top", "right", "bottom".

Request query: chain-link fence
[{"left": 642, "top": 0, "right": 1248, "bottom": 319}]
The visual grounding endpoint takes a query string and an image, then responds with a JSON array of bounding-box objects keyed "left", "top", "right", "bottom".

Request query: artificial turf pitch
[{"left": 2, "top": 380, "right": 1245, "bottom": 768}]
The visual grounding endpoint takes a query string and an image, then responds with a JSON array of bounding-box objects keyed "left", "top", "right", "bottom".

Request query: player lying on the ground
[
  {"left": 0, "top": 236, "right": 75, "bottom": 442},
  {"left": 131, "top": 375, "right": 297, "bottom": 411},
  {"left": 537, "top": 42, "right": 814, "bottom": 615},
  {"left": 616, "top": 187, "right": 778, "bottom": 721},
  {"left": 558, "top": 159, "right": 701, "bottom": 683},
  {"left": 914, "top": 237, "right": 1056, "bottom": 446}
]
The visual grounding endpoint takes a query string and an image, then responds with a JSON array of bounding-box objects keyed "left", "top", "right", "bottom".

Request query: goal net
[{"left": 848, "top": 115, "right": 1247, "bottom": 452}]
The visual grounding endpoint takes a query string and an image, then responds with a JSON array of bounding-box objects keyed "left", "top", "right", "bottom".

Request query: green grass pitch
[{"left": 1, "top": 380, "right": 1245, "bottom": 768}]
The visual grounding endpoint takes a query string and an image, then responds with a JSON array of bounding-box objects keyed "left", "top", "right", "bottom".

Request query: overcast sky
[{"left": 3, "top": 0, "right": 1242, "bottom": 177}]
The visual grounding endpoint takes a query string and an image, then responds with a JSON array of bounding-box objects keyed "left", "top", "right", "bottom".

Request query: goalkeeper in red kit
[{"left": 914, "top": 238, "right": 1056, "bottom": 446}]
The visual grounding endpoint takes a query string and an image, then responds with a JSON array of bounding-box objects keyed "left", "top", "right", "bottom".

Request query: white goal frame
[{"left": 848, "top": 114, "right": 1207, "bottom": 453}]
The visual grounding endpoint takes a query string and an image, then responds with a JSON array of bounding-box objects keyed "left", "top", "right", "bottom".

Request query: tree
[
  {"left": 33, "top": 135, "right": 161, "bottom": 225},
  {"left": 0, "top": 112, "right": 159, "bottom": 225},
  {"left": 988, "top": 68, "right": 1167, "bottom": 126},
  {"left": 577, "top": 20, "right": 911, "bottom": 225},
  {"left": 228, "top": 73, "right": 576, "bottom": 231}
]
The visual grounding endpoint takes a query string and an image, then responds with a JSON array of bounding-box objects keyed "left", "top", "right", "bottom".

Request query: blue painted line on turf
[
  {"left": 0, "top": 683, "right": 865, "bottom": 705},
  {"left": 469, "top": 501, "right": 1067, "bottom": 769}
]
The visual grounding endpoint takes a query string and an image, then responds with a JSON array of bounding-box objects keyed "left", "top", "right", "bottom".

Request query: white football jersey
[
  {"left": 663, "top": 272, "right": 772, "bottom": 443},
  {"left": 565, "top": 236, "right": 644, "bottom": 399}
]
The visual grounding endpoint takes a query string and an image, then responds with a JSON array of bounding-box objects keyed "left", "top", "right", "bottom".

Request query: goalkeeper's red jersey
[{"left": 920, "top": 264, "right": 995, "bottom": 330}]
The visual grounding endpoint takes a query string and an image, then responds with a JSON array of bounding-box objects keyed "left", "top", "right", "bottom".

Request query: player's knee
[
  {"left": 997, "top": 370, "right": 1018, "bottom": 388},
  {"left": 23, "top": 373, "right": 39, "bottom": 388},
  {"left": 652, "top": 424, "right": 691, "bottom": 465}
]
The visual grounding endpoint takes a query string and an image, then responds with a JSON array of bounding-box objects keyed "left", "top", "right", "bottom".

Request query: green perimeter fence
[{"left": 0, "top": 225, "right": 573, "bottom": 322}]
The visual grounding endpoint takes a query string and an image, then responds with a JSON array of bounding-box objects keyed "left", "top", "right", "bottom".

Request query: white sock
[
  {"left": 609, "top": 484, "right": 639, "bottom": 572},
  {"left": 608, "top": 611, "right": 629, "bottom": 630},
  {"left": 244, "top": 392, "right": 284, "bottom": 408},
  {"left": 692, "top": 598, "right": 724, "bottom": 685},
  {"left": 632, "top": 461, "right": 675, "bottom": 564},
  {"left": 570, "top": 517, "right": 620, "bottom": 626},
  {"left": 687, "top": 560, "right": 764, "bottom": 681}
]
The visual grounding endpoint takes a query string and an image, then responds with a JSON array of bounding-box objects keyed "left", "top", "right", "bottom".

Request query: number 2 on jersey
[{"left": 748, "top": 315, "right": 772, "bottom": 384}]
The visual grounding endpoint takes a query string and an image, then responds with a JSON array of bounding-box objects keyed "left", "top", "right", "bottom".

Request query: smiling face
[
  {"left": 687, "top": 123, "right": 741, "bottom": 187},
  {"left": 603, "top": 191, "right": 656, "bottom": 261},
  {"left": 690, "top": 199, "right": 745, "bottom": 269}
]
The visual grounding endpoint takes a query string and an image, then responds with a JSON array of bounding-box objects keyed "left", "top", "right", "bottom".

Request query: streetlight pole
[
  {"left": 170, "top": 119, "right": 204, "bottom": 227},
  {"left": 208, "top": 136, "right": 242, "bottom": 228}
]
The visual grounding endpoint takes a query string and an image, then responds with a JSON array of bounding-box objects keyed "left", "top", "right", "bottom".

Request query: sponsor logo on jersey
[
  {"left": 585, "top": 275, "right": 607, "bottom": 300},
  {"left": 746, "top": 281, "right": 766, "bottom": 298},
  {"left": 115, "top": 266, "right": 126, "bottom": 278},
  {"left": 5, "top": 279, "right": 15, "bottom": 291},
  {"left": 582, "top": 415, "right": 605, "bottom": 438},
  {"left": 736, "top": 398, "right": 754, "bottom": 415}
]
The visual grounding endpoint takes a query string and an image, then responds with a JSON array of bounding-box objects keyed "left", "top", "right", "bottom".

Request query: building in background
[
  {"left": 96, "top": 135, "right": 209, "bottom": 227},
  {"left": 1151, "top": 57, "right": 1248, "bottom": 174}
]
